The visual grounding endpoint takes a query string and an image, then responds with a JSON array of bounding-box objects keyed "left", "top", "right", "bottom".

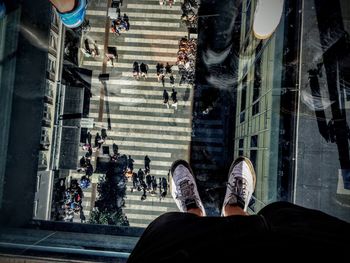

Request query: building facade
[
  {"left": 233, "top": 0, "right": 301, "bottom": 210},
  {"left": 234, "top": 0, "right": 350, "bottom": 221},
  {"left": 33, "top": 9, "right": 65, "bottom": 220}
]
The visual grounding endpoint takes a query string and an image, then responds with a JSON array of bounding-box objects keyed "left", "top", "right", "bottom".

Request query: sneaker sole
[{"left": 222, "top": 156, "right": 257, "bottom": 214}]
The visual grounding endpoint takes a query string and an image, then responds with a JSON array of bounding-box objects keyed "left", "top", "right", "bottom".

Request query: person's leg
[
  {"left": 224, "top": 204, "right": 246, "bottom": 216},
  {"left": 256, "top": 201, "right": 350, "bottom": 256},
  {"left": 222, "top": 156, "right": 256, "bottom": 216},
  {"left": 50, "top": 0, "right": 75, "bottom": 13},
  {"left": 50, "top": 0, "right": 87, "bottom": 28},
  {"left": 127, "top": 211, "right": 268, "bottom": 263}
]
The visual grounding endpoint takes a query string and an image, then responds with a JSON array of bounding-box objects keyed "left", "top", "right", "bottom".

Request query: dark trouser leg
[
  {"left": 258, "top": 201, "right": 350, "bottom": 253},
  {"left": 128, "top": 202, "right": 350, "bottom": 262},
  {"left": 127, "top": 212, "right": 267, "bottom": 263}
]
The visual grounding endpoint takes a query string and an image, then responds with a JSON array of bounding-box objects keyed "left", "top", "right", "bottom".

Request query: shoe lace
[
  {"left": 175, "top": 180, "right": 198, "bottom": 207},
  {"left": 227, "top": 177, "right": 247, "bottom": 206}
]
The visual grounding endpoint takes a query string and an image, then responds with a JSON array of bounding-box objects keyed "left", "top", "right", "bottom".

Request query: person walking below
[
  {"left": 151, "top": 176, "right": 157, "bottom": 194},
  {"left": 161, "top": 177, "right": 168, "bottom": 198},
  {"left": 171, "top": 88, "right": 178, "bottom": 110},
  {"left": 163, "top": 89, "right": 169, "bottom": 108},
  {"left": 140, "top": 180, "right": 147, "bottom": 201},
  {"left": 168, "top": 0, "right": 174, "bottom": 8},
  {"left": 169, "top": 75, "right": 175, "bottom": 88},
  {"left": 86, "top": 131, "right": 92, "bottom": 146},
  {"left": 127, "top": 155, "right": 134, "bottom": 172},
  {"left": 171, "top": 88, "right": 177, "bottom": 103},
  {"left": 94, "top": 132, "right": 103, "bottom": 149},
  {"left": 165, "top": 62, "right": 172, "bottom": 75},
  {"left": 165, "top": 62, "right": 175, "bottom": 87},
  {"left": 106, "top": 52, "right": 116, "bottom": 67},
  {"left": 140, "top": 62, "right": 148, "bottom": 79},
  {"left": 111, "top": 19, "right": 121, "bottom": 36},
  {"left": 132, "top": 172, "right": 138, "bottom": 190},
  {"left": 156, "top": 63, "right": 165, "bottom": 84},
  {"left": 144, "top": 155, "right": 151, "bottom": 173},
  {"left": 123, "top": 13, "right": 130, "bottom": 30},
  {"left": 137, "top": 168, "right": 144, "bottom": 182},
  {"left": 133, "top": 61, "right": 140, "bottom": 79},
  {"left": 101, "top": 128, "right": 108, "bottom": 140},
  {"left": 146, "top": 173, "right": 152, "bottom": 191}
]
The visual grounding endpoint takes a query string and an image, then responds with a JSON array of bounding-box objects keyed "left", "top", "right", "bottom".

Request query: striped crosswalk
[
  {"left": 90, "top": 95, "right": 191, "bottom": 106},
  {"left": 119, "top": 105, "right": 175, "bottom": 114},
  {"left": 109, "top": 45, "right": 179, "bottom": 53},
  {"left": 126, "top": 3, "right": 181, "bottom": 11},
  {"left": 77, "top": 0, "right": 191, "bottom": 227},
  {"left": 88, "top": 112, "right": 191, "bottom": 123},
  {"left": 105, "top": 131, "right": 191, "bottom": 141},
  {"left": 132, "top": 20, "right": 180, "bottom": 28},
  {"left": 124, "top": 37, "right": 179, "bottom": 45},
  {"left": 91, "top": 78, "right": 188, "bottom": 89}
]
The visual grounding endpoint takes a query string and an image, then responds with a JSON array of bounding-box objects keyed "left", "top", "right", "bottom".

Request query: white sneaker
[
  {"left": 253, "top": 0, "right": 284, "bottom": 39},
  {"left": 171, "top": 160, "right": 206, "bottom": 216},
  {"left": 222, "top": 157, "right": 256, "bottom": 215}
]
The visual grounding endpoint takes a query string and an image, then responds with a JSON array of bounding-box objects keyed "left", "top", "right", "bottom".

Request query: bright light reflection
[{"left": 253, "top": 0, "right": 284, "bottom": 39}]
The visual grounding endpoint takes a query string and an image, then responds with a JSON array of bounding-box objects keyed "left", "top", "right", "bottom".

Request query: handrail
[{"left": 0, "top": 242, "right": 130, "bottom": 259}]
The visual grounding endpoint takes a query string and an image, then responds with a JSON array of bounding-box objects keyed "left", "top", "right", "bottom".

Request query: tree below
[{"left": 89, "top": 159, "right": 129, "bottom": 226}]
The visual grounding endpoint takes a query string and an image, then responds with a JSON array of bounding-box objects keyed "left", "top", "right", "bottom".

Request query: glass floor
[{"left": 0, "top": 0, "right": 349, "bottom": 261}]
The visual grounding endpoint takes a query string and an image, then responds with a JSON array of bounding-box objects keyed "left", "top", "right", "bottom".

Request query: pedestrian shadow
[{"left": 183, "top": 86, "right": 191, "bottom": 102}]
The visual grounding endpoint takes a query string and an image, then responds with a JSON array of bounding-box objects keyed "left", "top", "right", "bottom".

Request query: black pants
[{"left": 127, "top": 202, "right": 350, "bottom": 262}]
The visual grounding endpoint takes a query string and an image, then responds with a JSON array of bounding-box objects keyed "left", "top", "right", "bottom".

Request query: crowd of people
[
  {"left": 112, "top": 153, "right": 170, "bottom": 201},
  {"left": 111, "top": 13, "right": 130, "bottom": 36},
  {"left": 53, "top": 178, "right": 86, "bottom": 223},
  {"left": 78, "top": 129, "right": 108, "bottom": 183},
  {"left": 177, "top": 37, "right": 197, "bottom": 85},
  {"left": 181, "top": 0, "right": 199, "bottom": 29},
  {"left": 155, "top": 62, "right": 175, "bottom": 87},
  {"left": 63, "top": 179, "right": 84, "bottom": 222},
  {"left": 56, "top": 130, "right": 110, "bottom": 222},
  {"left": 131, "top": 170, "right": 169, "bottom": 201},
  {"left": 63, "top": 128, "right": 173, "bottom": 220}
]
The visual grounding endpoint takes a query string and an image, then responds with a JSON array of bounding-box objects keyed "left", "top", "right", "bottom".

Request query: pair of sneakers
[{"left": 171, "top": 157, "right": 256, "bottom": 216}]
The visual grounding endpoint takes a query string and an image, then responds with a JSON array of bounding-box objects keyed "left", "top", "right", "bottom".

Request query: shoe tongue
[
  {"left": 227, "top": 195, "right": 238, "bottom": 205},
  {"left": 185, "top": 198, "right": 198, "bottom": 210},
  {"left": 179, "top": 180, "right": 193, "bottom": 196},
  {"left": 227, "top": 194, "right": 245, "bottom": 210}
]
